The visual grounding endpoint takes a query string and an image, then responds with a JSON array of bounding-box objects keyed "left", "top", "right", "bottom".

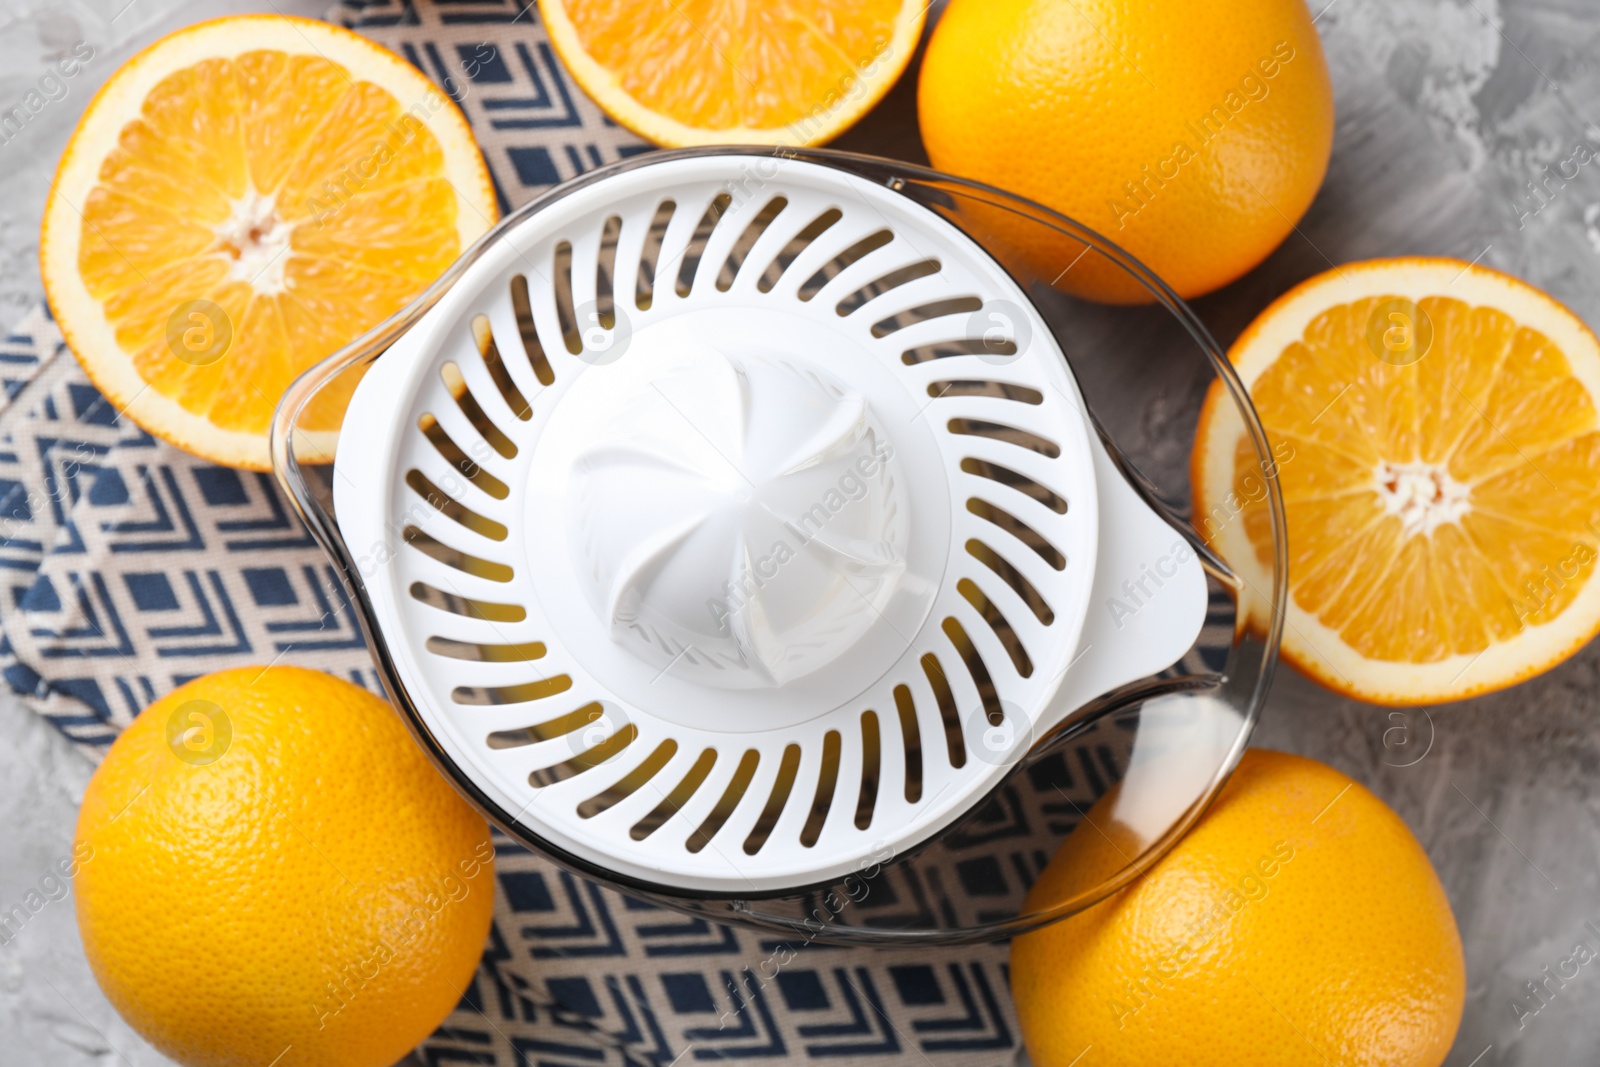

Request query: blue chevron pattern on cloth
[
  {"left": 1, "top": 4, "right": 1241, "bottom": 1062},
  {"left": 0, "top": 311, "right": 383, "bottom": 746},
  {"left": 331, "top": 0, "right": 651, "bottom": 217},
  {"left": 0, "top": 312, "right": 1039, "bottom": 1064}
]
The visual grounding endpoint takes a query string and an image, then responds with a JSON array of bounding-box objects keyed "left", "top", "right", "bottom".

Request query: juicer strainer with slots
[{"left": 272, "top": 147, "right": 1285, "bottom": 944}]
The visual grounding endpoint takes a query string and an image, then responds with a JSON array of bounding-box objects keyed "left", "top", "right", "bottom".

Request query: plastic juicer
[{"left": 272, "top": 147, "right": 1285, "bottom": 944}]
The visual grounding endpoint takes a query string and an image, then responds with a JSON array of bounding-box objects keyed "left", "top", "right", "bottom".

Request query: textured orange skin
[
  {"left": 918, "top": 0, "right": 1334, "bottom": 302},
  {"left": 74, "top": 667, "right": 495, "bottom": 1067},
  {"left": 1012, "top": 750, "right": 1464, "bottom": 1067}
]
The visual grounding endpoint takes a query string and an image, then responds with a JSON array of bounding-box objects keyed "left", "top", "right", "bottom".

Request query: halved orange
[
  {"left": 542, "top": 0, "right": 926, "bottom": 147},
  {"left": 1193, "top": 258, "right": 1600, "bottom": 705},
  {"left": 41, "top": 15, "right": 497, "bottom": 470}
]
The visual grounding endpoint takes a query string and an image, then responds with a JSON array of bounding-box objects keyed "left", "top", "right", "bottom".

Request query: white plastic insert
[{"left": 334, "top": 155, "right": 1207, "bottom": 894}]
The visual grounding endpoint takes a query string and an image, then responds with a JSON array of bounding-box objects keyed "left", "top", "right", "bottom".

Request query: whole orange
[
  {"left": 918, "top": 0, "right": 1334, "bottom": 302},
  {"left": 74, "top": 666, "right": 495, "bottom": 1067},
  {"left": 1012, "top": 749, "right": 1464, "bottom": 1067}
]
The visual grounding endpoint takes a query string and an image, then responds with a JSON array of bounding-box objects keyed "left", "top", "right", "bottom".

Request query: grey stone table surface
[
  {"left": 2, "top": 1, "right": 1599, "bottom": 1065},
  {"left": 0, "top": 3, "right": 328, "bottom": 1065}
]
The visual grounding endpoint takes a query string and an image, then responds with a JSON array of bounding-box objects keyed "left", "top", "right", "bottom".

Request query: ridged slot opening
[
  {"left": 408, "top": 581, "right": 524, "bottom": 622},
  {"left": 893, "top": 684, "right": 923, "bottom": 803},
  {"left": 959, "top": 457, "right": 1068, "bottom": 514},
  {"left": 440, "top": 362, "right": 516, "bottom": 459},
  {"left": 676, "top": 192, "right": 733, "bottom": 297},
  {"left": 759, "top": 208, "right": 844, "bottom": 292},
  {"left": 418, "top": 414, "right": 509, "bottom": 500},
  {"left": 943, "top": 616, "right": 1003, "bottom": 727},
  {"left": 800, "top": 730, "right": 841, "bottom": 848},
  {"left": 404, "top": 469, "right": 509, "bottom": 541},
  {"left": 579, "top": 739, "right": 679, "bottom": 819},
  {"left": 967, "top": 539, "right": 1054, "bottom": 624},
  {"left": 902, "top": 337, "right": 1019, "bottom": 364},
  {"left": 968, "top": 498, "right": 1065, "bottom": 569},
  {"left": 948, "top": 418, "right": 1060, "bottom": 457},
  {"left": 855, "top": 710, "right": 881, "bottom": 830},
  {"left": 453, "top": 674, "right": 573, "bottom": 706},
  {"left": 717, "top": 196, "right": 788, "bottom": 291},
  {"left": 796, "top": 228, "right": 894, "bottom": 300},
  {"left": 509, "top": 274, "right": 556, "bottom": 386},
  {"left": 744, "top": 743, "right": 801, "bottom": 855},
  {"left": 957, "top": 577, "right": 1033, "bottom": 677},
  {"left": 921, "top": 653, "right": 966, "bottom": 768},
  {"left": 596, "top": 214, "right": 621, "bottom": 328},
  {"left": 927, "top": 380, "right": 1043, "bottom": 405},
  {"left": 403, "top": 525, "right": 512, "bottom": 582},
  {"left": 635, "top": 199, "right": 676, "bottom": 310},
  {"left": 835, "top": 258, "right": 940, "bottom": 315},
  {"left": 553, "top": 240, "right": 581, "bottom": 354},
  {"left": 631, "top": 748, "right": 717, "bottom": 841},
  {"left": 470, "top": 314, "right": 530, "bottom": 420},
  {"left": 488, "top": 702, "right": 601, "bottom": 750},
  {"left": 871, "top": 296, "right": 984, "bottom": 338},
  {"left": 687, "top": 749, "right": 759, "bottom": 854},
  {"left": 426, "top": 636, "right": 545, "bottom": 662},
  {"left": 529, "top": 723, "right": 640, "bottom": 788}
]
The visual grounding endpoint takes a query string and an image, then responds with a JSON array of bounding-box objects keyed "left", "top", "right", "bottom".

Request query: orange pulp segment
[
  {"left": 42, "top": 16, "right": 497, "bottom": 469},
  {"left": 1193, "top": 257, "right": 1600, "bottom": 704},
  {"left": 542, "top": 0, "right": 926, "bottom": 146}
]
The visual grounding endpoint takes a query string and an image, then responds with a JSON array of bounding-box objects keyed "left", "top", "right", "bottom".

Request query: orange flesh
[
  {"left": 564, "top": 0, "right": 906, "bottom": 130},
  {"left": 78, "top": 52, "right": 463, "bottom": 434},
  {"left": 1238, "top": 294, "right": 1600, "bottom": 663}
]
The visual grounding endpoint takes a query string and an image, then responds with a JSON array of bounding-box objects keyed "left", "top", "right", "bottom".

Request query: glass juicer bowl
[{"left": 271, "top": 147, "right": 1286, "bottom": 945}]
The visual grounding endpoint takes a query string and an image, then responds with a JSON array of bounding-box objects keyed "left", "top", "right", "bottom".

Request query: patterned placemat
[{"left": 2, "top": 2, "right": 1026, "bottom": 1063}]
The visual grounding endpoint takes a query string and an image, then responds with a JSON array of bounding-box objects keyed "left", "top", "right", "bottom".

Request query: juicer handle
[{"left": 1038, "top": 430, "right": 1210, "bottom": 732}]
